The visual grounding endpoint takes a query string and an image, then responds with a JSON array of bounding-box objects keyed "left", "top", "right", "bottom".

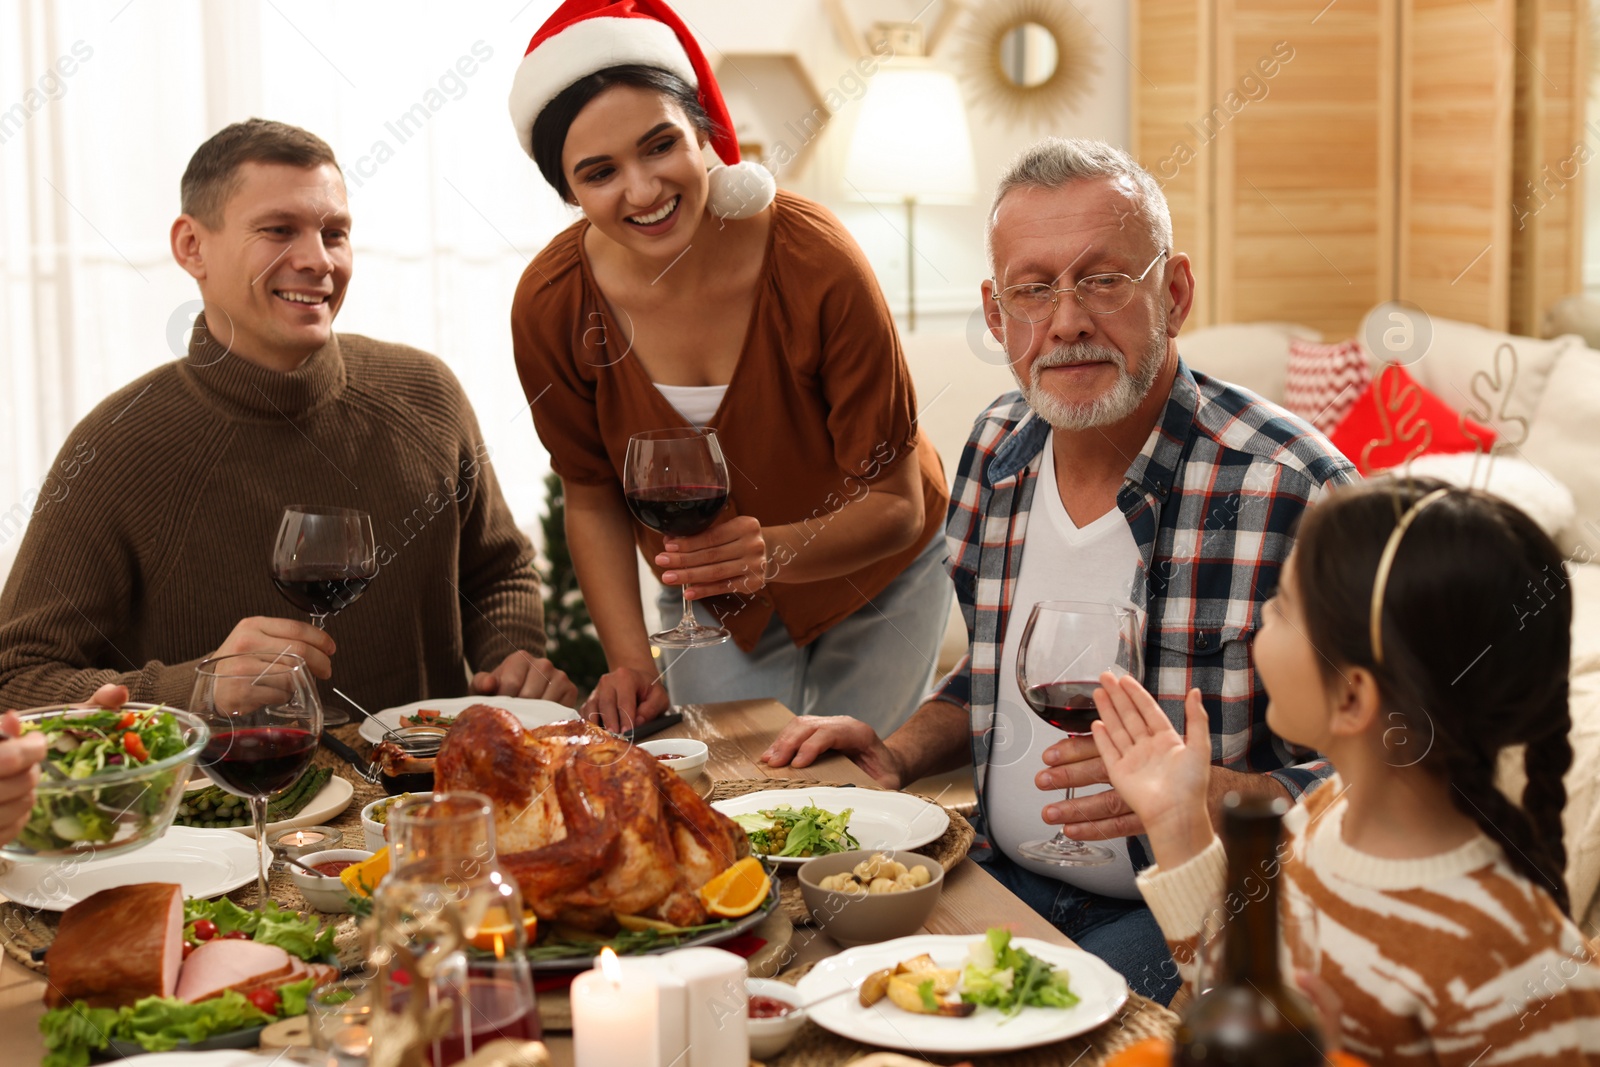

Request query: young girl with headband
[{"left": 1090, "top": 477, "right": 1600, "bottom": 1062}]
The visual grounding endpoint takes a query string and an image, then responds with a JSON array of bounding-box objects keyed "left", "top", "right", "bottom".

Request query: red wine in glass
[
  {"left": 1015, "top": 600, "right": 1144, "bottom": 867},
  {"left": 270, "top": 573, "right": 373, "bottom": 617},
  {"left": 624, "top": 485, "right": 730, "bottom": 538},
  {"left": 429, "top": 977, "right": 541, "bottom": 1066},
  {"left": 200, "top": 727, "right": 319, "bottom": 795},
  {"left": 1021, "top": 680, "right": 1102, "bottom": 735},
  {"left": 191, "top": 652, "right": 323, "bottom": 906},
  {"left": 624, "top": 429, "right": 733, "bottom": 649},
  {"left": 271, "top": 505, "right": 376, "bottom": 726}
]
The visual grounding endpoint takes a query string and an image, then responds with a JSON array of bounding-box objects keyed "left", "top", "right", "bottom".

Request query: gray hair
[{"left": 985, "top": 138, "right": 1172, "bottom": 272}]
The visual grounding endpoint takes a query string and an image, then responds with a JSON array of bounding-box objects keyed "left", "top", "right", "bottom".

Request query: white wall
[{"left": 679, "top": 0, "right": 1131, "bottom": 336}]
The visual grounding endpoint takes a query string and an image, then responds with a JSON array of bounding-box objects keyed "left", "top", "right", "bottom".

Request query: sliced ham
[
  {"left": 44, "top": 883, "right": 184, "bottom": 1009},
  {"left": 175, "top": 938, "right": 295, "bottom": 1003}
]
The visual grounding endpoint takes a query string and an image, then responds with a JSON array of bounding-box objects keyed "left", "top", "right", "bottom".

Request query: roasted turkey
[{"left": 434, "top": 705, "right": 749, "bottom": 929}]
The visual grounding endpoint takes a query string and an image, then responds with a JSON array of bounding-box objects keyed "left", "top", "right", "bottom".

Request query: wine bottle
[{"left": 1174, "top": 793, "right": 1324, "bottom": 1065}]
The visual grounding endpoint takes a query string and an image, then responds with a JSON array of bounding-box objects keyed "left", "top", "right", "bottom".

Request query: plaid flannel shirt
[{"left": 931, "top": 358, "right": 1358, "bottom": 834}]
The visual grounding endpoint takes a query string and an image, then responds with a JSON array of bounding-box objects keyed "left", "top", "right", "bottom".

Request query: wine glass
[
  {"left": 191, "top": 651, "right": 323, "bottom": 906},
  {"left": 624, "top": 428, "right": 732, "bottom": 649},
  {"left": 1016, "top": 599, "right": 1145, "bottom": 867},
  {"left": 271, "top": 505, "right": 376, "bottom": 726}
]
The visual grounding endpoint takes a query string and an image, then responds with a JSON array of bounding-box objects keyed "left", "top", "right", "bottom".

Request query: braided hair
[{"left": 1294, "top": 477, "right": 1573, "bottom": 914}]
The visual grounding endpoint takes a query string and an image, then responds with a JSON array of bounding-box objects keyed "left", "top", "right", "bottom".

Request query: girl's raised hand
[{"left": 1090, "top": 671, "right": 1216, "bottom": 867}]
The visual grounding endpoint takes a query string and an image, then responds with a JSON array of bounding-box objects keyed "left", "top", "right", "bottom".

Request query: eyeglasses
[{"left": 992, "top": 249, "right": 1170, "bottom": 322}]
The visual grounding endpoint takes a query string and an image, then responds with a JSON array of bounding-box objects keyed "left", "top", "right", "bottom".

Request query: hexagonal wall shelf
[{"left": 711, "top": 53, "right": 831, "bottom": 182}]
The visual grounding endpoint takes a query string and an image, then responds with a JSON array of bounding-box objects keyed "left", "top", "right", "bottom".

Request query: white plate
[
  {"left": 711, "top": 787, "right": 950, "bottom": 868},
  {"left": 185, "top": 774, "right": 355, "bottom": 837},
  {"left": 357, "top": 695, "right": 577, "bottom": 744},
  {"left": 795, "top": 934, "right": 1129, "bottom": 1054},
  {"left": 234, "top": 773, "right": 354, "bottom": 837},
  {"left": 112, "top": 1054, "right": 274, "bottom": 1066},
  {"left": 0, "top": 826, "right": 260, "bottom": 911}
]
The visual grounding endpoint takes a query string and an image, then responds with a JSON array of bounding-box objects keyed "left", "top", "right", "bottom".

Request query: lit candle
[
  {"left": 571, "top": 947, "right": 659, "bottom": 1067},
  {"left": 267, "top": 825, "right": 343, "bottom": 859}
]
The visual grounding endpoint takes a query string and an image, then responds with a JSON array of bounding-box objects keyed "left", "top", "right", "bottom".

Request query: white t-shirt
[
  {"left": 654, "top": 383, "right": 728, "bottom": 427},
  {"left": 986, "top": 434, "right": 1145, "bottom": 899}
]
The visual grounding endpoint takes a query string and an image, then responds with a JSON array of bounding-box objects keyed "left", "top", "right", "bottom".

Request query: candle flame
[{"left": 599, "top": 946, "right": 621, "bottom": 984}]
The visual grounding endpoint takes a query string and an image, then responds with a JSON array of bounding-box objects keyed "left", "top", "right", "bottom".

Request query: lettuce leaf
[
  {"left": 961, "top": 927, "right": 1078, "bottom": 1016},
  {"left": 40, "top": 991, "right": 273, "bottom": 1067},
  {"left": 183, "top": 897, "right": 334, "bottom": 960}
]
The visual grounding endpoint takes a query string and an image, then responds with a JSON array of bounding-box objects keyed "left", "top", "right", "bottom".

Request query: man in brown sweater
[{"left": 0, "top": 119, "right": 574, "bottom": 713}]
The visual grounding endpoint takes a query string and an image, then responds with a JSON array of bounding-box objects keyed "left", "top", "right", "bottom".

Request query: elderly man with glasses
[{"left": 763, "top": 138, "right": 1356, "bottom": 1004}]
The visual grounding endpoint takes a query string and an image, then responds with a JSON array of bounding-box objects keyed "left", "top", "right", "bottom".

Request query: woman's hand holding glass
[{"left": 654, "top": 514, "right": 767, "bottom": 600}]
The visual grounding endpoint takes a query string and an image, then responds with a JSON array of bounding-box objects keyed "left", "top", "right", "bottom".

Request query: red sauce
[
  {"left": 655, "top": 753, "right": 683, "bottom": 762},
  {"left": 748, "top": 995, "right": 793, "bottom": 1019},
  {"left": 311, "top": 860, "right": 356, "bottom": 876}
]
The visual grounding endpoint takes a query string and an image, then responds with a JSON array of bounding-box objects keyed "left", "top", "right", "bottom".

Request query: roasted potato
[
  {"left": 858, "top": 967, "right": 894, "bottom": 1007},
  {"left": 886, "top": 972, "right": 974, "bottom": 1016}
]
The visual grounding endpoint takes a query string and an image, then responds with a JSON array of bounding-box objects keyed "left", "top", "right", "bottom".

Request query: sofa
[{"left": 902, "top": 309, "right": 1600, "bottom": 929}]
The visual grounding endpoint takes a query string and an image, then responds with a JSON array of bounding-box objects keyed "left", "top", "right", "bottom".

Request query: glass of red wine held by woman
[
  {"left": 191, "top": 651, "right": 323, "bottom": 904},
  {"left": 624, "top": 428, "right": 732, "bottom": 649},
  {"left": 271, "top": 505, "right": 377, "bottom": 725},
  {"left": 1016, "top": 599, "right": 1145, "bottom": 867}
]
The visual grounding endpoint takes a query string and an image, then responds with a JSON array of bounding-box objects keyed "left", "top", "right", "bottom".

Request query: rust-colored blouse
[{"left": 510, "top": 191, "right": 948, "bottom": 652}]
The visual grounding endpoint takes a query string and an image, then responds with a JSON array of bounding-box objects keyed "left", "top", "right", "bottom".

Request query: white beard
[{"left": 1017, "top": 328, "right": 1167, "bottom": 431}]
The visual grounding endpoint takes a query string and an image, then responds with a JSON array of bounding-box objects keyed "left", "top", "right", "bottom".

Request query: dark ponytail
[{"left": 1294, "top": 477, "right": 1573, "bottom": 915}]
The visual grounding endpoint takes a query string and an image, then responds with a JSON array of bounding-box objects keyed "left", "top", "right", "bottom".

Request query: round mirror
[{"left": 999, "top": 22, "right": 1059, "bottom": 88}]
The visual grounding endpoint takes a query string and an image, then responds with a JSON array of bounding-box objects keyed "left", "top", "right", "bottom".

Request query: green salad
[
  {"left": 39, "top": 900, "right": 333, "bottom": 1067},
  {"left": 17, "top": 706, "right": 190, "bottom": 851},
  {"left": 961, "top": 927, "right": 1079, "bottom": 1016},
  {"left": 731, "top": 804, "right": 858, "bottom": 858}
]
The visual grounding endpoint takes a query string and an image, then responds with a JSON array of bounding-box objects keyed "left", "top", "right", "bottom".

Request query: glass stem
[
  {"left": 251, "top": 793, "right": 271, "bottom": 905},
  {"left": 678, "top": 591, "right": 696, "bottom": 633},
  {"left": 1057, "top": 784, "right": 1077, "bottom": 842},
  {"left": 311, "top": 613, "right": 327, "bottom": 630}
]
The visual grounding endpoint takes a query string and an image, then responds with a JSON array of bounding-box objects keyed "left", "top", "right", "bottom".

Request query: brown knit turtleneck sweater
[{"left": 0, "top": 325, "right": 545, "bottom": 711}]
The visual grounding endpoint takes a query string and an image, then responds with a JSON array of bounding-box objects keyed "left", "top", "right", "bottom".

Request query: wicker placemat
[
  {"left": 760, "top": 961, "right": 1178, "bottom": 1067},
  {"left": 0, "top": 729, "right": 377, "bottom": 974},
  {"left": 711, "top": 779, "right": 976, "bottom": 927}
]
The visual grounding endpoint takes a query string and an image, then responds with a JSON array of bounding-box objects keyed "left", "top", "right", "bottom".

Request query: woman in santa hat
[{"left": 507, "top": 0, "right": 951, "bottom": 734}]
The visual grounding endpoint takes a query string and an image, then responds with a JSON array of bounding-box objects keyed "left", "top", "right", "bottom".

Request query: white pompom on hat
[{"left": 509, "top": 0, "right": 775, "bottom": 220}]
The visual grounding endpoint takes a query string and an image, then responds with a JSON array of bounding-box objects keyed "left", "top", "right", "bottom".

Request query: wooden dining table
[{"left": 0, "top": 698, "right": 1176, "bottom": 1065}]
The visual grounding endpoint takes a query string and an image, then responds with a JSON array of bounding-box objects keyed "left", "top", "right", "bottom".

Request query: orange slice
[
  {"left": 469, "top": 905, "right": 538, "bottom": 952},
  {"left": 339, "top": 847, "right": 390, "bottom": 897},
  {"left": 699, "top": 857, "right": 770, "bottom": 918}
]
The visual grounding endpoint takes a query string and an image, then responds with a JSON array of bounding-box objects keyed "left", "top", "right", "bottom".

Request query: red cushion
[
  {"left": 1284, "top": 338, "right": 1372, "bottom": 434},
  {"left": 1329, "top": 363, "right": 1497, "bottom": 475}
]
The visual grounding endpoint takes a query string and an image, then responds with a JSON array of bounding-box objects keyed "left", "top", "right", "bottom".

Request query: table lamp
[{"left": 843, "top": 53, "right": 976, "bottom": 331}]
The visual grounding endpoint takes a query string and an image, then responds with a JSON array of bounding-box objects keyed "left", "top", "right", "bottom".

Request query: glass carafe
[{"left": 369, "top": 791, "right": 539, "bottom": 1067}]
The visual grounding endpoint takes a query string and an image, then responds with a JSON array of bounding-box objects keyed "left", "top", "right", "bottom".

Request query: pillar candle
[{"left": 570, "top": 948, "right": 659, "bottom": 1067}]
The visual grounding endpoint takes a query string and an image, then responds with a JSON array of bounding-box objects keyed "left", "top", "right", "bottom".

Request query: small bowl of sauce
[{"left": 746, "top": 978, "right": 805, "bottom": 1058}]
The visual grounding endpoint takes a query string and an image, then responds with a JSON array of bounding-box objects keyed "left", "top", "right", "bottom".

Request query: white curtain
[{"left": 0, "top": 0, "right": 573, "bottom": 569}]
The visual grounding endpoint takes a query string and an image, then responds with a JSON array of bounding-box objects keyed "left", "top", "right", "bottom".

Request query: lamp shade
[{"left": 844, "top": 60, "right": 976, "bottom": 204}]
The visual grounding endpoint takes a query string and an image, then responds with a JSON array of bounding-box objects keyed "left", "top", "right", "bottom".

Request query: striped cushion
[{"left": 1283, "top": 338, "right": 1372, "bottom": 434}]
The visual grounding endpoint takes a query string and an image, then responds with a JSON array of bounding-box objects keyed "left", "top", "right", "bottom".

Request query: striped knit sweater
[
  {"left": 0, "top": 325, "right": 545, "bottom": 712},
  {"left": 1138, "top": 776, "right": 1600, "bottom": 1064}
]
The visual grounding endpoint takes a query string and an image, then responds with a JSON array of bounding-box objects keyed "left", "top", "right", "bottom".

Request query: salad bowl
[{"left": 5, "top": 703, "right": 209, "bottom": 863}]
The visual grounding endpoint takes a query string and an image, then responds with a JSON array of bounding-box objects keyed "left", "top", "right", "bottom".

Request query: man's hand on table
[
  {"left": 0, "top": 683, "right": 127, "bottom": 846},
  {"left": 212, "top": 617, "right": 336, "bottom": 679},
  {"left": 471, "top": 651, "right": 579, "bottom": 706},
  {"left": 582, "top": 666, "right": 670, "bottom": 733},
  {"left": 760, "top": 715, "right": 906, "bottom": 790}
]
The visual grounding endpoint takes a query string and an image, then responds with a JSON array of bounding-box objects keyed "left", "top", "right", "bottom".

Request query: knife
[
  {"left": 622, "top": 710, "right": 684, "bottom": 742},
  {"left": 318, "top": 730, "right": 377, "bottom": 782}
]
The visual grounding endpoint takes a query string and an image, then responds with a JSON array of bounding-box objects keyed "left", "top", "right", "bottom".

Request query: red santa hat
[{"left": 509, "top": 0, "right": 776, "bottom": 220}]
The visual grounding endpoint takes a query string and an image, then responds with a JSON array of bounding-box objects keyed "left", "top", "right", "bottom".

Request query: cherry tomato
[
  {"left": 116, "top": 711, "right": 137, "bottom": 729},
  {"left": 223, "top": 929, "right": 251, "bottom": 940},
  {"left": 390, "top": 969, "right": 411, "bottom": 986},
  {"left": 192, "top": 919, "right": 218, "bottom": 941},
  {"left": 247, "top": 988, "right": 281, "bottom": 1015},
  {"left": 182, "top": 942, "right": 195, "bottom": 959},
  {"left": 122, "top": 732, "right": 149, "bottom": 762}
]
